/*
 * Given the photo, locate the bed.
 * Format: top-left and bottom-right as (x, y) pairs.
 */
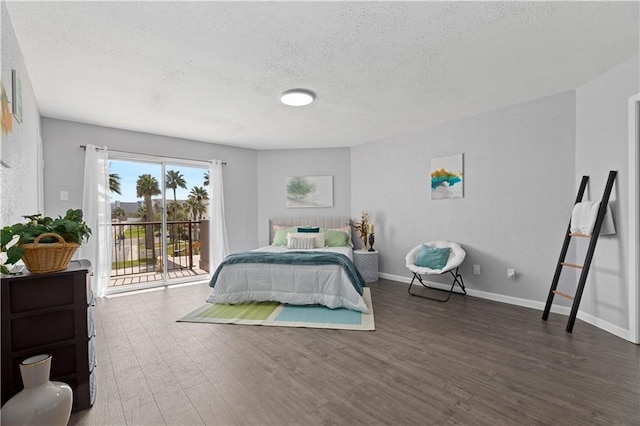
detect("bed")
(206, 217), (368, 312)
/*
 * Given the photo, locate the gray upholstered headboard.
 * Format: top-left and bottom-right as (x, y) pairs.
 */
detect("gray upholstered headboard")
(269, 216), (351, 243)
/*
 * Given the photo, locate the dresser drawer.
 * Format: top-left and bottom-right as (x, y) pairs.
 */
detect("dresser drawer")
(7, 344), (77, 396)
(11, 310), (76, 351)
(7, 275), (76, 313)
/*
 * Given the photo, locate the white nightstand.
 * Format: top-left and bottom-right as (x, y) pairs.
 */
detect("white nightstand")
(353, 250), (379, 282)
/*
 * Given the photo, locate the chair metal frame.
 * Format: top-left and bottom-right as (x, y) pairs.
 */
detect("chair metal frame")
(407, 267), (466, 302)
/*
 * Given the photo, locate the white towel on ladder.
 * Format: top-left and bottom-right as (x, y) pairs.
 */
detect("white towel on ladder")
(570, 201), (616, 236)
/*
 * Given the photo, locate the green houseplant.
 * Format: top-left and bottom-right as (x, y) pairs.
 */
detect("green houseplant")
(1, 209), (91, 274)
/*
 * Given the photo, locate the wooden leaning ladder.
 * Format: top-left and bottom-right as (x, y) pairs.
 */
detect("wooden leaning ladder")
(542, 170), (617, 333)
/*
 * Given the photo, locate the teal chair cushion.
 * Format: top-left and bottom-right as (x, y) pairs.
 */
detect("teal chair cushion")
(415, 244), (451, 270)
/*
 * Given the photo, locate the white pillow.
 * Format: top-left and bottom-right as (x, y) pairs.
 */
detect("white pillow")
(287, 232), (326, 249)
(287, 235), (316, 250)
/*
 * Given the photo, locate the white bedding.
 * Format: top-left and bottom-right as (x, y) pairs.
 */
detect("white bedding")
(206, 246), (368, 312)
(254, 245), (353, 260)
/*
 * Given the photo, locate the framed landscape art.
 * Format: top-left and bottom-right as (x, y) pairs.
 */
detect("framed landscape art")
(286, 176), (333, 208)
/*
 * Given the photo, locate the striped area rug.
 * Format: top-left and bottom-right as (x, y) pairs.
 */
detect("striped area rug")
(178, 288), (374, 331)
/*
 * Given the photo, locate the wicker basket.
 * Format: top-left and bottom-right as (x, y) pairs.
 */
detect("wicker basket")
(20, 233), (80, 274)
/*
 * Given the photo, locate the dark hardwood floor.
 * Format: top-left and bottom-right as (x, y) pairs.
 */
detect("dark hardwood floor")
(70, 278), (640, 425)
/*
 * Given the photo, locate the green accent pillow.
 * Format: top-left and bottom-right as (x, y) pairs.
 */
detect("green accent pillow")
(415, 245), (451, 270)
(324, 230), (350, 247)
(272, 227), (296, 246)
(297, 227), (320, 233)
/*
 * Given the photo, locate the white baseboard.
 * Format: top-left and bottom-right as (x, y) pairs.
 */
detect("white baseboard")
(574, 310), (634, 342)
(378, 272), (635, 343)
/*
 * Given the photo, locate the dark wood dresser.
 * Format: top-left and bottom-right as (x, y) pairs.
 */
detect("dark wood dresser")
(1, 259), (96, 412)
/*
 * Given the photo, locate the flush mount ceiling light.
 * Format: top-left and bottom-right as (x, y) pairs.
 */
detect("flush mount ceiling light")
(280, 89), (315, 106)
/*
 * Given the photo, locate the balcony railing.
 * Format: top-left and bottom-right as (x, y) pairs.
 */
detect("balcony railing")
(110, 220), (208, 287)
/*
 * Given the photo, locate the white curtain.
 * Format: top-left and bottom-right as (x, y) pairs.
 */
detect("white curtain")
(209, 159), (229, 271)
(78, 144), (112, 298)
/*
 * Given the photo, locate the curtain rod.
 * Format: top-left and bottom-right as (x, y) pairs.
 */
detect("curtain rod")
(79, 145), (227, 165)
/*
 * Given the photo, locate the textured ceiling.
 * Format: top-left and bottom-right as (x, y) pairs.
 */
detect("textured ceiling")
(5, 1), (639, 150)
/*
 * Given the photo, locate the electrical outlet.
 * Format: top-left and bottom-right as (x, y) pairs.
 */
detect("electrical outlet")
(507, 268), (516, 280)
(473, 264), (481, 275)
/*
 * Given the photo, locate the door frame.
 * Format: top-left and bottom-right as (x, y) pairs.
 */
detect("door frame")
(629, 93), (639, 344)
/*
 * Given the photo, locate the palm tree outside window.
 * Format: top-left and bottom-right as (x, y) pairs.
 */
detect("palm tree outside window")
(136, 174), (161, 262)
(165, 170), (187, 221)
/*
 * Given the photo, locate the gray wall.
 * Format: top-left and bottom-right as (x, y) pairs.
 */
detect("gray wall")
(350, 91), (577, 303)
(41, 118), (259, 253)
(575, 55), (639, 336)
(257, 148), (351, 246)
(0, 3), (41, 226)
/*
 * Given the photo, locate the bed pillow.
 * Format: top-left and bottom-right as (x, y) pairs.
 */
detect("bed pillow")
(415, 244), (451, 270)
(272, 226), (297, 246)
(324, 230), (350, 247)
(297, 227), (320, 233)
(324, 226), (353, 247)
(287, 232), (325, 248)
(287, 235), (317, 250)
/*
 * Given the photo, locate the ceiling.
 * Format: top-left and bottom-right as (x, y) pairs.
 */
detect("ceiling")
(5, 1), (639, 150)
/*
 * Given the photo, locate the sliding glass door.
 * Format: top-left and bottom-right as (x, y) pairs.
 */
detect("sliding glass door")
(107, 153), (210, 292)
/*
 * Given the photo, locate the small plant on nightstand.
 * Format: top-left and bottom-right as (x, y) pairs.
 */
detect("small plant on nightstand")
(352, 211), (370, 250)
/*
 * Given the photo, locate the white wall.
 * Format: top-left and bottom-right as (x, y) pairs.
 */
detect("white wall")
(40, 118), (260, 253)
(351, 91), (577, 303)
(0, 3), (41, 226)
(575, 55), (639, 340)
(257, 148), (351, 246)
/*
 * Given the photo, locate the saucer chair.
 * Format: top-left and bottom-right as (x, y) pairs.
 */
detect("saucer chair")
(405, 241), (467, 302)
